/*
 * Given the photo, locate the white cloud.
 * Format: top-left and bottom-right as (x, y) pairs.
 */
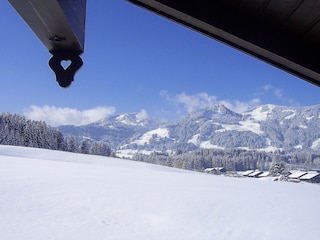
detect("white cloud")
(161, 91), (261, 114)
(220, 98), (261, 113)
(175, 92), (218, 112)
(161, 91), (217, 112)
(24, 105), (116, 126)
(260, 84), (273, 91)
(255, 84), (299, 106)
(257, 84), (284, 100)
(136, 109), (149, 121)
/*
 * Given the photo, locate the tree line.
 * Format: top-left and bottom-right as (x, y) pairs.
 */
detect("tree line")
(132, 148), (273, 172)
(132, 148), (320, 173)
(0, 113), (112, 157)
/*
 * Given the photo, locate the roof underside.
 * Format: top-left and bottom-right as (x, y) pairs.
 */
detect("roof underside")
(128, 0), (320, 87)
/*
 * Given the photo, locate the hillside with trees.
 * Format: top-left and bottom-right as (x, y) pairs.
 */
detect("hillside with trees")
(0, 113), (112, 157)
(132, 148), (320, 173)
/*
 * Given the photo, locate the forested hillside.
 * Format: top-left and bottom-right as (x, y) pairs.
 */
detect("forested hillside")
(0, 113), (66, 150)
(132, 148), (320, 172)
(0, 113), (112, 157)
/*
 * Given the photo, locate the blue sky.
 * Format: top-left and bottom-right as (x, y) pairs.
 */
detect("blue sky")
(1, 0), (319, 126)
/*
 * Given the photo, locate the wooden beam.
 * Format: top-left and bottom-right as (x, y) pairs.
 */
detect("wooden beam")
(8, 0), (86, 53)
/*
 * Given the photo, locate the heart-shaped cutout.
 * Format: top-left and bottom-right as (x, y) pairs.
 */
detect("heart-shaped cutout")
(61, 60), (72, 70)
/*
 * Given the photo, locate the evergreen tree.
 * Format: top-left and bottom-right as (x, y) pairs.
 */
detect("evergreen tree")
(99, 143), (111, 156)
(269, 155), (286, 176)
(80, 139), (89, 154)
(90, 142), (100, 155)
(67, 135), (78, 152)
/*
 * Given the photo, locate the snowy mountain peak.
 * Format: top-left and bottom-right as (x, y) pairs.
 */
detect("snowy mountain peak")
(244, 104), (276, 121)
(60, 104), (320, 154)
(187, 104), (241, 121)
(115, 113), (144, 126)
(93, 111), (158, 128)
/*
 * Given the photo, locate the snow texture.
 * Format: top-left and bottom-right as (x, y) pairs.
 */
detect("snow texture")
(245, 104), (275, 121)
(133, 128), (169, 145)
(311, 138), (320, 150)
(215, 120), (263, 135)
(1, 145), (320, 240)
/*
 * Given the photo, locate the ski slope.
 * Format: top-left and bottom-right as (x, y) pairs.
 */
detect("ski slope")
(0, 145), (319, 240)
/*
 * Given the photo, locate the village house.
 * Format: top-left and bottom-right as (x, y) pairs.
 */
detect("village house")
(204, 167), (226, 175)
(258, 171), (270, 178)
(299, 171), (320, 183)
(241, 170), (255, 177)
(248, 170), (263, 178)
(288, 171), (307, 181)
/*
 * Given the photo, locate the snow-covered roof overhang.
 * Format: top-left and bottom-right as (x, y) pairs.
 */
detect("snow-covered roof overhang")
(288, 171), (307, 179)
(300, 171), (320, 180)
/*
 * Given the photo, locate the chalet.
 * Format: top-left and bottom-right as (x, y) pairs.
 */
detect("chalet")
(241, 170), (255, 177)
(258, 171), (270, 178)
(204, 168), (214, 174)
(288, 171), (307, 180)
(248, 170), (263, 178)
(299, 172), (320, 183)
(204, 167), (226, 175)
(214, 167), (226, 174)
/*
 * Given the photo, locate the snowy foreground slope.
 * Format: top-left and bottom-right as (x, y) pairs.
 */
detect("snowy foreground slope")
(0, 145), (320, 240)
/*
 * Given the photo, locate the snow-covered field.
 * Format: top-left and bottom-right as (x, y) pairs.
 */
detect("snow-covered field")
(1, 145), (320, 240)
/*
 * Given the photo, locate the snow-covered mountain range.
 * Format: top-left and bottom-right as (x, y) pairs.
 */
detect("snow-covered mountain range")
(59, 104), (320, 157)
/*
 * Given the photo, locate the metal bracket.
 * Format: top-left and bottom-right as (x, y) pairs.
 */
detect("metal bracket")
(49, 50), (83, 88)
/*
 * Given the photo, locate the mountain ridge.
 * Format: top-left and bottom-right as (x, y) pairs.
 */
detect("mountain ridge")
(58, 104), (320, 157)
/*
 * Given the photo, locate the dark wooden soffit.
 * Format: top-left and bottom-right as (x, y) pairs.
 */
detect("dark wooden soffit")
(8, 0), (86, 53)
(128, 0), (320, 87)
